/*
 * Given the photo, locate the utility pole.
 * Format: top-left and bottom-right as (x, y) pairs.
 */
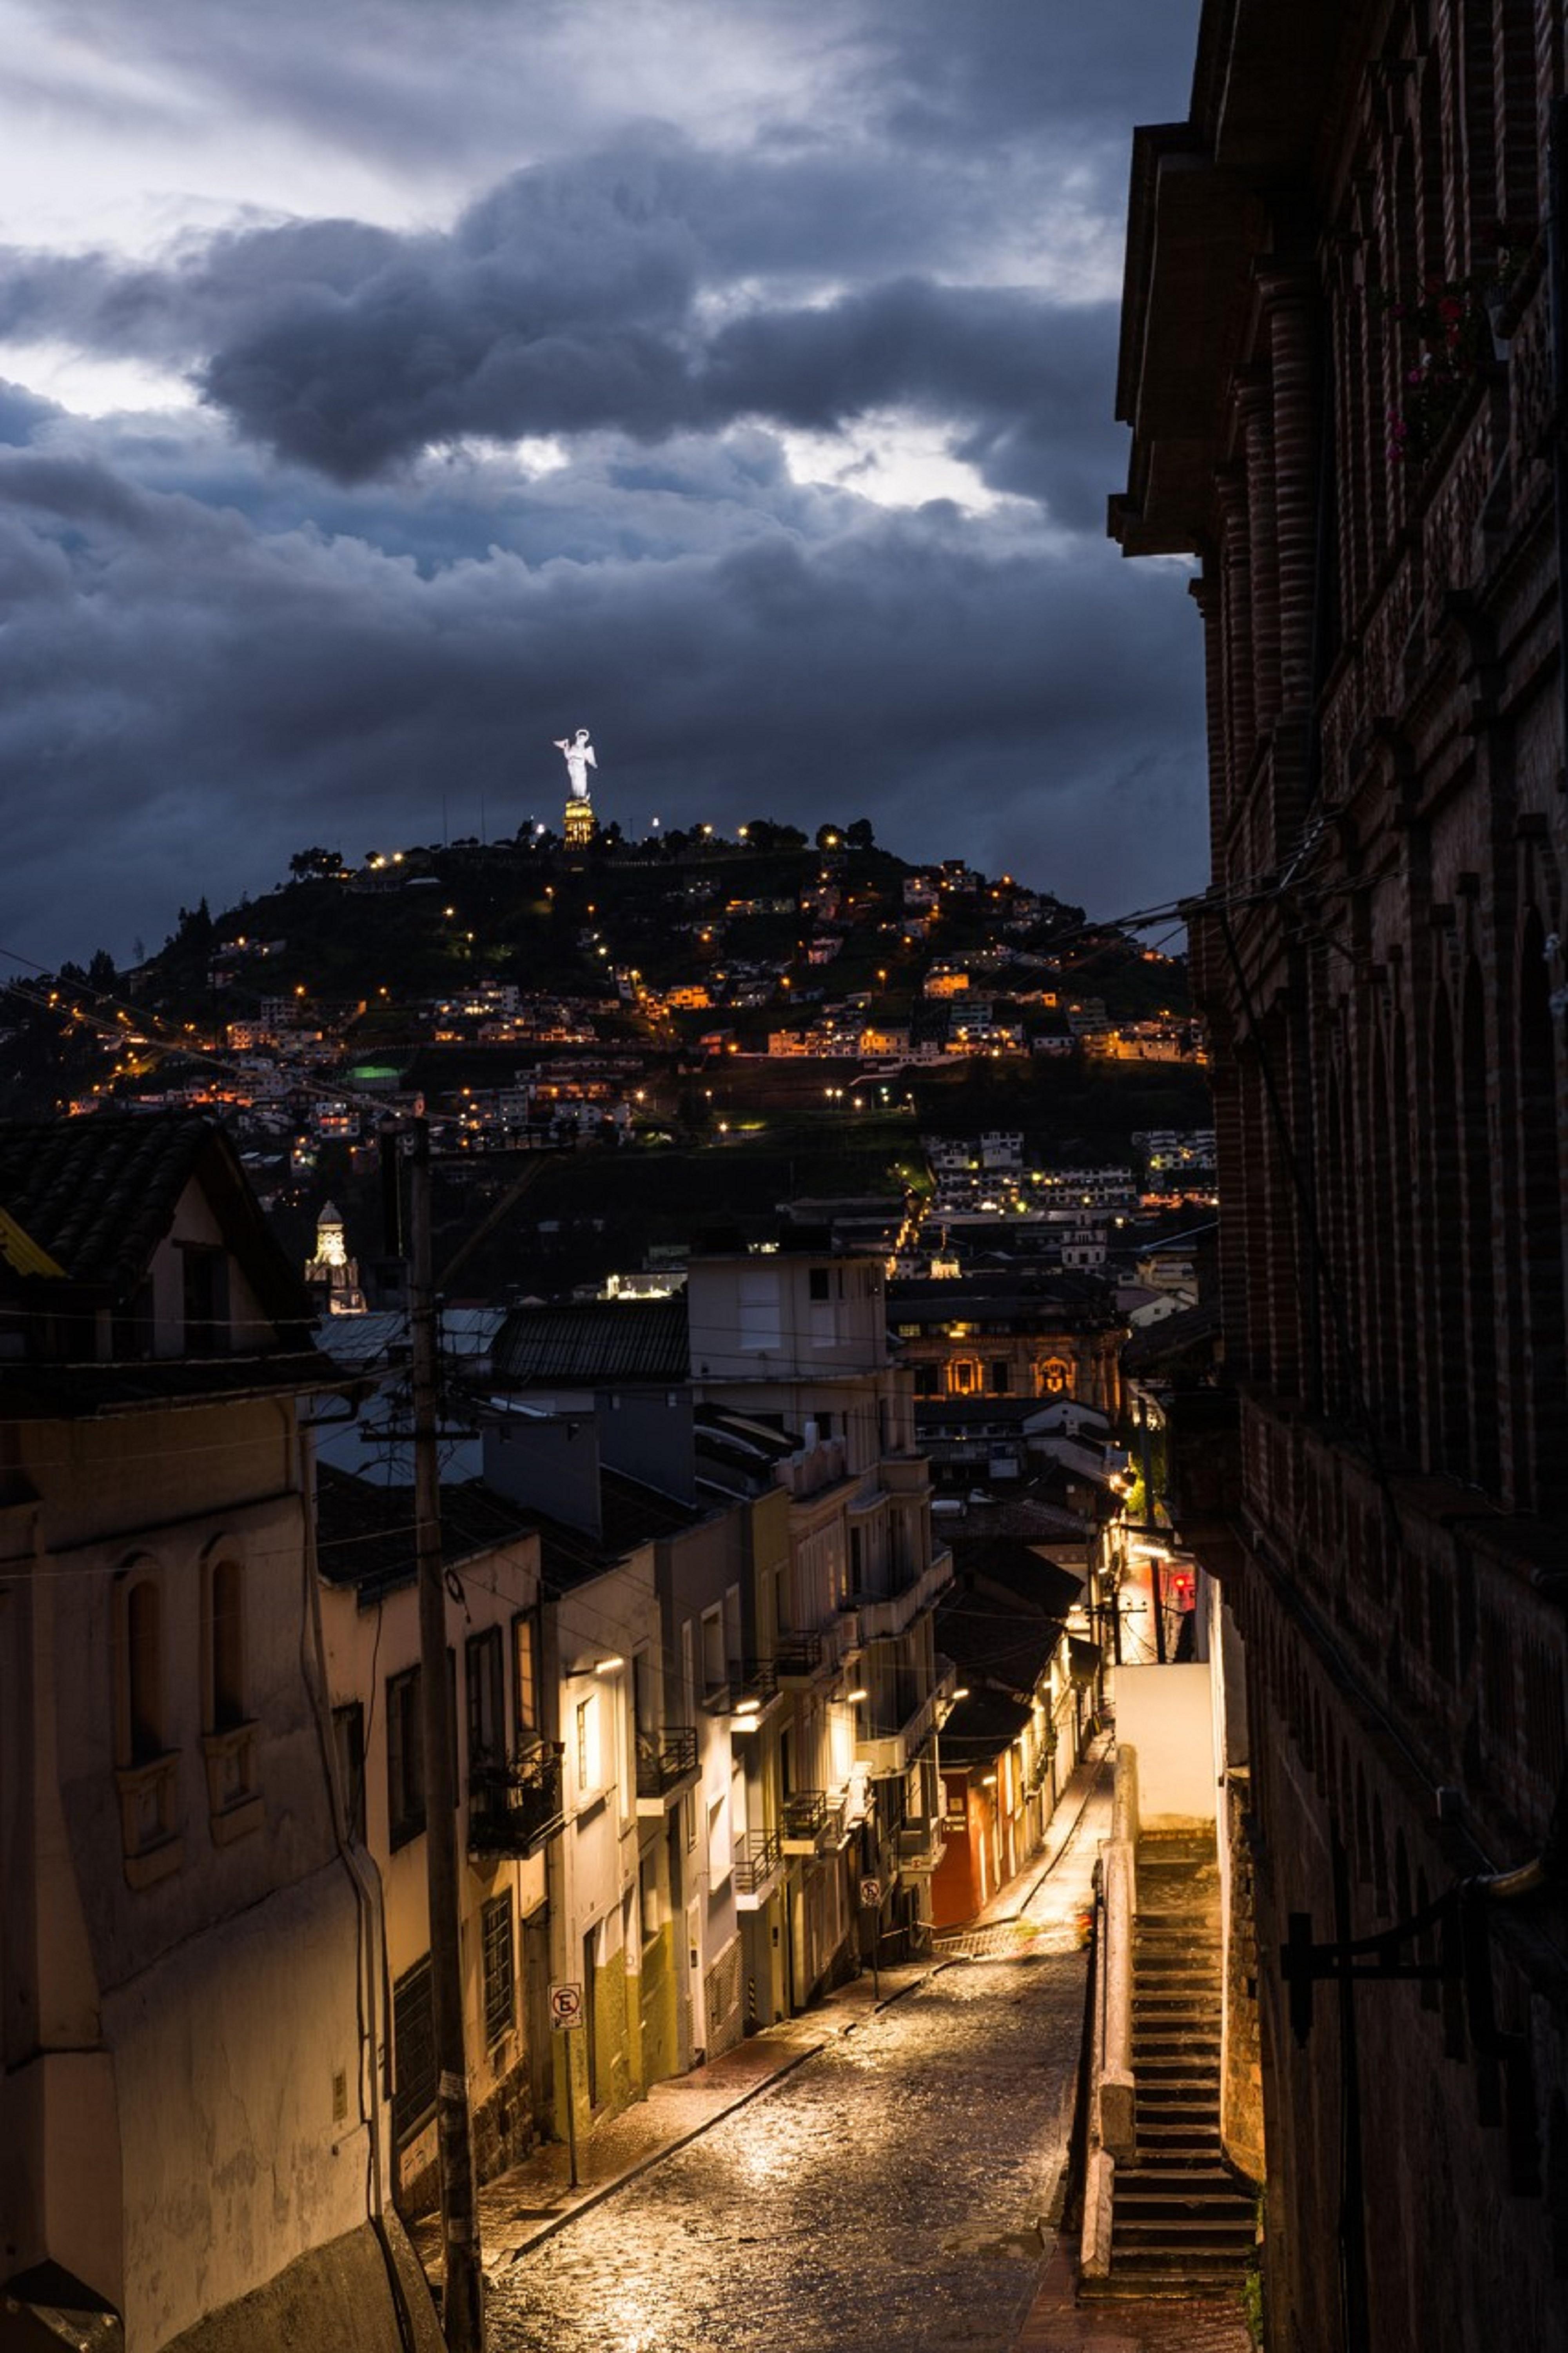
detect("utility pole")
(410, 1119), (485, 2351)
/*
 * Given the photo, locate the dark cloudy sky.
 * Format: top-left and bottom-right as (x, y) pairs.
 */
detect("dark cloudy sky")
(0, 0), (1204, 969)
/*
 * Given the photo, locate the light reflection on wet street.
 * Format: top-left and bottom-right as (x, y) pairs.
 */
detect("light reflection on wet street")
(489, 1778), (1107, 2353)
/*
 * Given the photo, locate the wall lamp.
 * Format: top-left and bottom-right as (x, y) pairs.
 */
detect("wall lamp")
(568, 1654), (625, 1676)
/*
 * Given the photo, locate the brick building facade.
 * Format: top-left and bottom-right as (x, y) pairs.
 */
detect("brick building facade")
(1116, 6), (1568, 2348)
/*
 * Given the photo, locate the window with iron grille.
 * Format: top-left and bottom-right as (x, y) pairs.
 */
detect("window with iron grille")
(391, 1955), (436, 2139)
(481, 1894), (515, 2048)
(466, 1626), (505, 1774)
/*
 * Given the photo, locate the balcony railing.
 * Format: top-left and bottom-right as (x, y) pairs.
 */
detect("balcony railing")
(704, 1658), (780, 1714)
(636, 1725), (699, 1807)
(857, 1658), (958, 1779)
(782, 1789), (828, 1845)
(468, 1741), (565, 1858)
(773, 1629), (824, 1680)
(780, 1789), (848, 1855)
(734, 1826), (783, 1898)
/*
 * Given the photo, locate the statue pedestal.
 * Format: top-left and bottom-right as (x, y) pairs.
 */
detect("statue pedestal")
(564, 798), (595, 848)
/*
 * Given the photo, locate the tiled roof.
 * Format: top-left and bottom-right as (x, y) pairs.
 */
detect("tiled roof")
(936, 1587), (1063, 1683)
(0, 1116), (212, 1294)
(314, 1463), (538, 1599)
(938, 1688), (1031, 1759)
(949, 1533), (1085, 1620)
(493, 1297), (690, 1386)
(0, 1114), (312, 1323)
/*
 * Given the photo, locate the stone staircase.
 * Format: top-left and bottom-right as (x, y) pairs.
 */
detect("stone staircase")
(1093, 1832), (1256, 2297)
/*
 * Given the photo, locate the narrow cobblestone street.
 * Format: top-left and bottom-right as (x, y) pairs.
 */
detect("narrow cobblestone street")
(485, 1775), (1109, 2353)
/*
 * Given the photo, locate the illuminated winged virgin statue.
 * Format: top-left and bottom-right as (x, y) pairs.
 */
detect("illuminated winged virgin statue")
(554, 728), (597, 800)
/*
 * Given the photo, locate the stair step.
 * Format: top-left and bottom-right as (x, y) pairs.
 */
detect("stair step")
(1117, 2188), (1254, 2218)
(1101, 2255), (1254, 2285)
(1114, 2222), (1256, 2250)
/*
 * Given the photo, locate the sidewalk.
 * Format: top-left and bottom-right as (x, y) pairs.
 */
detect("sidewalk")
(409, 1952), (938, 2284)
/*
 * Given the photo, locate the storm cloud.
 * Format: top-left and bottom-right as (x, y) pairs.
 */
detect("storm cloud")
(0, 0), (1207, 969)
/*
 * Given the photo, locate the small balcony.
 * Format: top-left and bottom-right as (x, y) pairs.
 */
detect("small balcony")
(780, 1789), (848, 1856)
(734, 1826), (784, 1908)
(704, 1658), (782, 1721)
(636, 1725), (700, 1814)
(468, 1741), (565, 1859)
(855, 1546), (954, 1640)
(857, 1658), (958, 1779)
(896, 1814), (947, 1874)
(772, 1629), (824, 1681)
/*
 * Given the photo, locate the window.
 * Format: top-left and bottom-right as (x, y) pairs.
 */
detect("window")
(466, 1627), (505, 1773)
(392, 1955), (436, 2139)
(387, 1667), (425, 1848)
(126, 1578), (163, 1762)
(513, 1610), (540, 1741)
(207, 1557), (246, 1731)
(575, 1692), (601, 1796)
(988, 1361), (1009, 1395)
(481, 1893), (515, 2047)
(951, 1359), (979, 1395)
(332, 1701), (367, 1842)
(181, 1246), (230, 1354)
(633, 1648), (656, 1741)
(114, 1565), (182, 1876)
(736, 1266), (781, 1351)
(913, 1364), (938, 1398)
(808, 1267), (830, 1300)
(708, 1791), (731, 1881)
(701, 1605), (726, 1698)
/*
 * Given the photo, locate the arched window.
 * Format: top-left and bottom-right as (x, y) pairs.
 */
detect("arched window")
(126, 1578), (163, 1763)
(209, 1558), (245, 1732)
(114, 1561), (182, 1879)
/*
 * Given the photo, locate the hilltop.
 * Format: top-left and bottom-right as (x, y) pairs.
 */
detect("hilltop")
(1, 818), (1209, 1291)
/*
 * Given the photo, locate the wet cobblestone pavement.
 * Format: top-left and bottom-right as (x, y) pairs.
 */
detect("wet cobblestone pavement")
(488, 1949), (1088, 2353)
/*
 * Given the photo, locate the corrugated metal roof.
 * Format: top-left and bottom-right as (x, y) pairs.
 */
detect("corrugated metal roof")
(494, 1297), (690, 1385)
